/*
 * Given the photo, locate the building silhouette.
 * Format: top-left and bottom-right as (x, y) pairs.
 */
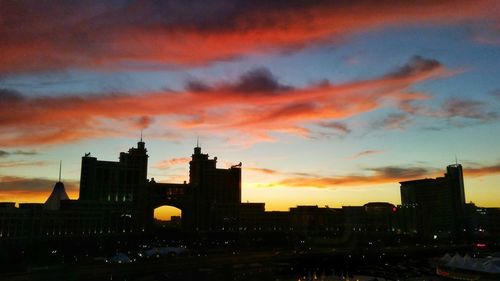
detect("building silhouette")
(399, 164), (466, 238)
(77, 140), (242, 232)
(183, 145), (241, 231)
(80, 140), (148, 204)
(0, 140), (243, 241)
(1, 141), (499, 245)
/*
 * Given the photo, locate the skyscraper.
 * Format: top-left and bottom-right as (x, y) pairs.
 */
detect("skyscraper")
(445, 164), (466, 232)
(399, 164), (466, 238)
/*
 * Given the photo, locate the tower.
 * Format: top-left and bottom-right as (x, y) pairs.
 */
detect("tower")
(184, 144), (241, 231)
(399, 163), (467, 238)
(119, 139), (149, 203)
(44, 161), (70, 210)
(446, 164), (466, 233)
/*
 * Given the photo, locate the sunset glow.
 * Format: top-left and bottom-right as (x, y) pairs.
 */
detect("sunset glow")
(1, 1), (499, 221)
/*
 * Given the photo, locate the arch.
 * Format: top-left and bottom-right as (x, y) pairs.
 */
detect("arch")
(154, 205), (182, 221)
(149, 182), (185, 210)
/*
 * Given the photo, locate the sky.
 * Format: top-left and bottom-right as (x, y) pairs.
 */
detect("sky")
(0, 0), (499, 220)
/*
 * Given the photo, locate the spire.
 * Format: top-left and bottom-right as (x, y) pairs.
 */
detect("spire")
(137, 129), (146, 150)
(58, 160), (62, 182)
(194, 136), (201, 155)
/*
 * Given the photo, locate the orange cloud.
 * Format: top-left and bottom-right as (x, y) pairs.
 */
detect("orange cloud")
(153, 157), (191, 169)
(244, 167), (279, 175)
(0, 161), (46, 168)
(268, 167), (439, 188)
(0, 1), (497, 73)
(464, 164), (500, 177)
(263, 163), (500, 189)
(0, 176), (79, 203)
(0, 56), (452, 146)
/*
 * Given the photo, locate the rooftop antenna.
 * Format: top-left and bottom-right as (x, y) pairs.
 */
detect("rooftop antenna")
(455, 155), (458, 165)
(140, 129), (143, 142)
(58, 160), (62, 182)
(196, 136), (200, 148)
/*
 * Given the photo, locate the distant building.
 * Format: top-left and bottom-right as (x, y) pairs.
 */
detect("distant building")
(183, 145), (241, 231)
(2, 145), (498, 246)
(399, 164), (466, 238)
(239, 203), (266, 231)
(79, 140), (148, 203)
(467, 204), (500, 242)
(290, 205), (343, 234)
(44, 181), (69, 210)
(0, 140), (243, 242)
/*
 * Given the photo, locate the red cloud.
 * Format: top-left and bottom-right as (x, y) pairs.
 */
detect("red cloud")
(0, 1), (497, 73)
(0, 56), (451, 146)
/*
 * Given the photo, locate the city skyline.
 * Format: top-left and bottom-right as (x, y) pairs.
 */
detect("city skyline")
(1, 1), (500, 220)
(0, 139), (476, 236)
(0, 139), (497, 220)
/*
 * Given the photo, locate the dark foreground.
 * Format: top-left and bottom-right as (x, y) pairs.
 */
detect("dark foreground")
(1, 244), (474, 281)
(2, 229), (497, 281)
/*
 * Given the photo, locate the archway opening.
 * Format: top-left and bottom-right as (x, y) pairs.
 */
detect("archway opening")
(154, 206), (181, 222)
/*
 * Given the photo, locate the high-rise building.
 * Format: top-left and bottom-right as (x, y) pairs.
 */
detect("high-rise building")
(78, 140), (150, 232)
(183, 145), (241, 231)
(446, 164), (466, 232)
(399, 164), (466, 238)
(79, 140), (148, 203)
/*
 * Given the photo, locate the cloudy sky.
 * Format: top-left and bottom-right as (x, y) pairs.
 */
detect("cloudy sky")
(0, 0), (499, 219)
